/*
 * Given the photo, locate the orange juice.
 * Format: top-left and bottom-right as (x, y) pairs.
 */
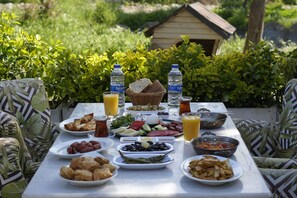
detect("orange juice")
(182, 116), (200, 142)
(103, 92), (119, 116)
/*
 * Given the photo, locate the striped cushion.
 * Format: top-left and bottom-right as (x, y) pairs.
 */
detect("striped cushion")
(0, 138), (27, 198)
(281, 79), (297, 149)
(259, 168), (297, 198)
(0, 79), (58, 163)
(236, 119), (276, 157)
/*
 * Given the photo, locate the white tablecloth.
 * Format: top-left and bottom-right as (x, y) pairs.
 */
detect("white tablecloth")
(22, 102), (272, 198)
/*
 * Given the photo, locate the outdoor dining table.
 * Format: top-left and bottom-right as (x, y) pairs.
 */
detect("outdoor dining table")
(22, 102), (272, 198)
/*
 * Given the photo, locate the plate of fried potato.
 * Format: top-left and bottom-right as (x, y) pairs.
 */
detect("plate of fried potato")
(180, 155), (243, 186)
(59, 113), (96, 136)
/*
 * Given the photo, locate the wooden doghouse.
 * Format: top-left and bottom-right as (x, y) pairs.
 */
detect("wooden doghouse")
(144, 2), (236, 56)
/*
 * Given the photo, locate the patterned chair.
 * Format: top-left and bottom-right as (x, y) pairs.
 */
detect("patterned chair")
(236, 78), (297, 198)
(0, 79), (59, 198)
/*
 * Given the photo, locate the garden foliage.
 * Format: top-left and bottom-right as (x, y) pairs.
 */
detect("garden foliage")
(1, 12), (296, 108)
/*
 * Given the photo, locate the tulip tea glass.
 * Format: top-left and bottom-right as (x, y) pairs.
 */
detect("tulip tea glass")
(103, 92), (119, 119)
(182, 115), (200, 143)
(179, 96), (192, 115)
(94, 116), (109, 137)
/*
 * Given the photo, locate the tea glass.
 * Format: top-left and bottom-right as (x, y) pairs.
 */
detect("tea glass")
(179, 96), (192, 115)
(103, 92), (119, 119)
(182, 114), (200, 143)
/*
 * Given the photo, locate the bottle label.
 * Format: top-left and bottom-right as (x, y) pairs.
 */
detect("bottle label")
(111, 84), (124, 93)
(168, 84), (182, 92)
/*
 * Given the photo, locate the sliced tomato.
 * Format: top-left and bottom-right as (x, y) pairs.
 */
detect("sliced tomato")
(128, 120), (145, 131)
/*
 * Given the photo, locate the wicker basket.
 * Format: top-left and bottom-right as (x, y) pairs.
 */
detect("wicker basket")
(126, 88), (166, 106)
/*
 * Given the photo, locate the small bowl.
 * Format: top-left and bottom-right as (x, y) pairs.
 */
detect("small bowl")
(191, 136), (239, 158)
(182, 112), (227, 129)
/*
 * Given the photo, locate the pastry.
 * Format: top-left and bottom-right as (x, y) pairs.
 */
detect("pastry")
(93, 167), (112, 180)
(74, 169), (93, 181)
(60, 166), (74, 180)
(94, 157), (110, 165)
(79, 160), (100, 171)
(102, 163), (117, 173)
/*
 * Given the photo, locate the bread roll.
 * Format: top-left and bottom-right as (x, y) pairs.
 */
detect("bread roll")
(144, 80), (164, 93)
(129, 78), (152, 93)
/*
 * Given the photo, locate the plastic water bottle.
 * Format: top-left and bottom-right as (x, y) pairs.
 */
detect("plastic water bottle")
(168, 64), (182, 115)
(110, 64), (125, 108)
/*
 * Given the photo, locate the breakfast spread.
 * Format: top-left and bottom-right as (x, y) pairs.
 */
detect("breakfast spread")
(64, 113), (95, 131)
(56, 101), (242, 187)
(60, 156), (116, 181)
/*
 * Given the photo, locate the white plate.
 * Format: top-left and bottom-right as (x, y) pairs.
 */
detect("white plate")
(59, 117), (95, 136)
(117, 142), (174, 154)
(49, 138), (114, 159)
(120, 136), (175, 144)
(125, 105), (167, 115)
(180, 155), (243, 186)
(59, 153), (118, 187)
(113, 153), (173, 169)
(60, 170), (118, 186)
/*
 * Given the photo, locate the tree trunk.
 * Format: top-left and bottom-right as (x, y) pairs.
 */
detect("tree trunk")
(244, 0), (266, 52)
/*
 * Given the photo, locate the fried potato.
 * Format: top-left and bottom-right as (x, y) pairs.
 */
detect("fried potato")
(188, 155), (233, 180)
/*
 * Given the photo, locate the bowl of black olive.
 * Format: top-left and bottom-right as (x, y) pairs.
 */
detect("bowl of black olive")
(117, 141), (174, 154)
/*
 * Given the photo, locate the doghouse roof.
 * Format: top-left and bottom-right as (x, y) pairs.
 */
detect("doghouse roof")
(145, 2), (236, 39)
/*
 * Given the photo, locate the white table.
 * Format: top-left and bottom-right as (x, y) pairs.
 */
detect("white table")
(22, 102), (272, 198)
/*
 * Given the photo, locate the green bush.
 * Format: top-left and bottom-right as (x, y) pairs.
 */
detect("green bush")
(121, 0), (190, 4)
(1, 12), (297, 108)
(282, 0), (296, 5)
(116, 7), (177, 31)
(215, 0), (251, 32)
(93, 0), (118, 26)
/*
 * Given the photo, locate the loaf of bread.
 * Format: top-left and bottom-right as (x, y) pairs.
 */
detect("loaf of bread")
(145, 80), (164, 93)
(129, 78), (152, 93)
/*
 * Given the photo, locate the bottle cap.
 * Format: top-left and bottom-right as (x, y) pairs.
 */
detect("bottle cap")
(172, 64), (179, 68)
(114, 64), (121, 68)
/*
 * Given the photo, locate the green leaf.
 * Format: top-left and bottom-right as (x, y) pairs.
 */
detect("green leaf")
(32, 90), (48, 112)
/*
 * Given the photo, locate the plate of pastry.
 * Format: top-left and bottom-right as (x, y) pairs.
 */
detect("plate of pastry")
(49, 138), (114, 159)
(59, 113), (96, 136)
(59, 154), (118, 186)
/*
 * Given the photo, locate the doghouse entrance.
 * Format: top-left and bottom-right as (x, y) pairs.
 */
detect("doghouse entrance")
(176, 39), (216, 56)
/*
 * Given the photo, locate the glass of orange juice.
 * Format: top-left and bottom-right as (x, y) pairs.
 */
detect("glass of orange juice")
(103, 92), (119, 118)
(182, 115), (200, 143)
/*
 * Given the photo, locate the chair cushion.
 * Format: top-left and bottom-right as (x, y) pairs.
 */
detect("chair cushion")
(281, 79), (297, 150)
(0, 79), (58, 162)
(259, 168), (297, 198)
(0, 138), (28, 198)
(235, 119), (277, 157)
(253, 156), (297, 169)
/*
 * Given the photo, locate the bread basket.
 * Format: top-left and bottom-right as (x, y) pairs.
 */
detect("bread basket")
(126, 88), (166, 106)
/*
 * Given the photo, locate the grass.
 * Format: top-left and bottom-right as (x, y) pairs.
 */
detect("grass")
(265, 2), (297, 28)
(20, 0), (151, 54)
(9, 0), (297, 55)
